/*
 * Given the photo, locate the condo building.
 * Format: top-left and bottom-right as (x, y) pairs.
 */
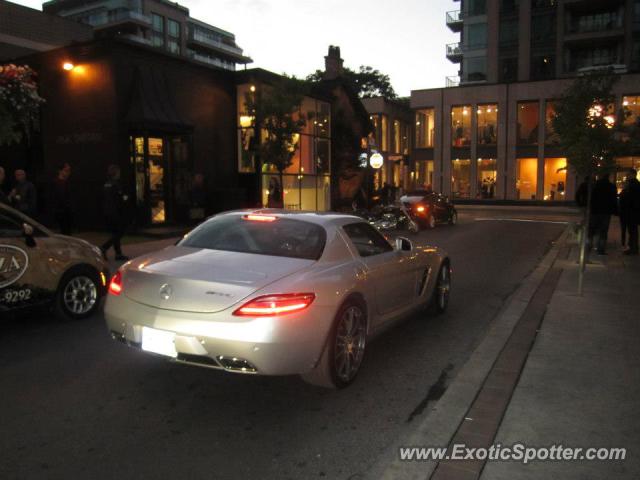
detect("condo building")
(408, 0), (640, 202)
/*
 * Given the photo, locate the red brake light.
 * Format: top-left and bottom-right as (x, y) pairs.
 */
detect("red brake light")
(233, 293), (315, 316)
(108, 271), (123, 296)
(244, 214), (277, 222)
(416, 205), (426, 213)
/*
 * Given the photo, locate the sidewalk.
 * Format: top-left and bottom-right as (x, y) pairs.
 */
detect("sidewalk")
(370, 223), (640, 480)
(480, 224), (640, 479)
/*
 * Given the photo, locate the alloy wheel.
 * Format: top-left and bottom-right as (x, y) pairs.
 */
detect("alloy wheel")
(334, 305), (366, 383)
(63, 275), (98, 315)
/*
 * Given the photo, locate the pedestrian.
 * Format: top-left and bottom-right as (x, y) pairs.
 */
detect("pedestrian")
(8, 169), (37, 217)
(100, 165), (129, 261)
(52, 162), (73, 235)
(588, 173), (618, 256)
(620, 168), (640, 256)
(189, 173), (207, 222)
(0, 166), (8, 205)
(575, 175), (591, 208)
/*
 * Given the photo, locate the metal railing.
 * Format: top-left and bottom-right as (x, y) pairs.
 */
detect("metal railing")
(446, 10), (463, 25)
(189, 30), (244, 56)
(446, 76), (460, 87)
(446, 42), (463, 57)
(86, 10), (151, 28)
(187, 51), (236, 71)
(120, 33), (152, 46)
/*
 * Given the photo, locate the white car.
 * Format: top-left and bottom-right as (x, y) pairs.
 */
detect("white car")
(105, 210), (451, 388)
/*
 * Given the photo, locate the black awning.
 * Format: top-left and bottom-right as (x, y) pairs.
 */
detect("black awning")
(124, 66), (193, 133)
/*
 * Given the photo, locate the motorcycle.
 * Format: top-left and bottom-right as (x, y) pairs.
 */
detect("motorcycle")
(354, 203), (420, 234)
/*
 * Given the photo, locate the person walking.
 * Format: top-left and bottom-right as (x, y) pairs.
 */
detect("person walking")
(620, 169), (640, 256)
(100, 165), (129, 261)
(52, 163), (73, 235)
(0, 167), (8, 205)
(588, 173), (618, 256)
(267, 177), (283, 208)
(8, 169), (37, 217)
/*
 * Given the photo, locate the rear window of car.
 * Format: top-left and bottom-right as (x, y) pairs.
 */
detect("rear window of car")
(178, 215), (326, 260)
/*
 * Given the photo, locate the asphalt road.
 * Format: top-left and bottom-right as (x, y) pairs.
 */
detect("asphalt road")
(0, 208), (575, 480)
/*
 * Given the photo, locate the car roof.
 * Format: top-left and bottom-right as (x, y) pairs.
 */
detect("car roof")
(0, 202), (52, 234)
(217, 209), (365, 227)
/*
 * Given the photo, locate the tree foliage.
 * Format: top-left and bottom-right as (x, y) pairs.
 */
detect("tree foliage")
(307, 65), (397, 99)
(0, 64), (45, 145)
(551, 72), (621, 178)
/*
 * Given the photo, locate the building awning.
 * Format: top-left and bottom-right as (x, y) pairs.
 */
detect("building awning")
(124, 66), (193, 132)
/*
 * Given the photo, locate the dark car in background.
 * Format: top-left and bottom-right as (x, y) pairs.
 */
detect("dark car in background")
(400, 191), (458, 230)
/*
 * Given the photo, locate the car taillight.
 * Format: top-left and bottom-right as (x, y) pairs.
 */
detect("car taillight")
(233, 293), (315, 316)
(416, 205), (427, 213)
(108, 271), (123, 296)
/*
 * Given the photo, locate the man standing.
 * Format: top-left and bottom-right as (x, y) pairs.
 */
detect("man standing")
(52, 163), (73, 235)
(100, 165), (129, 261)
(588, 173), (618, 256)
(0, 167), (8, 204)
(620, 169), (640, 256)
(8, 169), (37, 217)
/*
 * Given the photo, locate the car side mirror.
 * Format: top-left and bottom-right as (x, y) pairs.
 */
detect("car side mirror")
(395, 237), (413, 252)
(23, 223), (36, 248)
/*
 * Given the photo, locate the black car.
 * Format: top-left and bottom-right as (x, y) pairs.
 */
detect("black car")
(400, 191), (458, 229)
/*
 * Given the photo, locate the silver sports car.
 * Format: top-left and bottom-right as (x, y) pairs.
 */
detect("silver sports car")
(105, 210), (451, 388)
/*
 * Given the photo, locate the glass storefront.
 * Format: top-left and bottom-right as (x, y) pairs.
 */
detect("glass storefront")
(477, 158), (497, 199)
(517, 101), (540, 145)
(543, 158), (567, 201)
(129, 134), (191, 225)
(452, 106), (472, 146)
(516, 158), (538, 200)
(545, 101), (559, 144)
(415, 160), (434, 190)
(622, 96), (640, 128)
(452, 158), (471, 199)
(615, 157), (640, 193)
(416, 108), (435, 148)
(237, 84), (332, 211)
(477, 104), (498, 145)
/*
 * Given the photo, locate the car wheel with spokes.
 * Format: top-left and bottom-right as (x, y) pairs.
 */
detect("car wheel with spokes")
(302, 298), (367, 389)
(55, 266), (102, 320)
(429, 262), (451, 314)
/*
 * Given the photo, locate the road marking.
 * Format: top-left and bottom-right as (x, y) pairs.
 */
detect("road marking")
(474, 217), (569, 225)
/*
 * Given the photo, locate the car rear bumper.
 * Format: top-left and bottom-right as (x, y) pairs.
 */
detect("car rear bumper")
(104, 294), (334, 376)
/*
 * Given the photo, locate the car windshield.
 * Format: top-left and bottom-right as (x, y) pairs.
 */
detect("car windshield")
(178, 215), (326, 260)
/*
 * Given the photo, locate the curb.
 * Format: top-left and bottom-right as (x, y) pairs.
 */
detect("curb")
(365, 225), (571, 480)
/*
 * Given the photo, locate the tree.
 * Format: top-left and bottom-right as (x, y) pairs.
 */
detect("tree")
(551, 71), (621, 294)
(307, 65), (397, 100)
(0, 64), (45, 145)
(244, 77), (307, 207)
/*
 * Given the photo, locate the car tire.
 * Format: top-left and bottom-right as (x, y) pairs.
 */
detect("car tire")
(54, 265), (102, 321)
(301, 298), (367, 389)
(429, 262), (451, 315)
(408, 219), (420, 234)
(448, 211), (458, 225)
(427, 214), (436, 229)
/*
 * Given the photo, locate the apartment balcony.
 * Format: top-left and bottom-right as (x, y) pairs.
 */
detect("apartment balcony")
(446, 10), (463, 32)
(86, 10), (152, 30)
(187, 29), (249, 63)
(187, 50), (235, 71)
(446, 42), (463, 63)
(446, 76), (460, 87)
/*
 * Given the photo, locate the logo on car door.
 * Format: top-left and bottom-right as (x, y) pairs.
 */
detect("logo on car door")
(0, 245), (29, 288)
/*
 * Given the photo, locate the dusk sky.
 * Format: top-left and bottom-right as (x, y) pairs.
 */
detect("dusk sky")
(13, 0), (459, 96)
